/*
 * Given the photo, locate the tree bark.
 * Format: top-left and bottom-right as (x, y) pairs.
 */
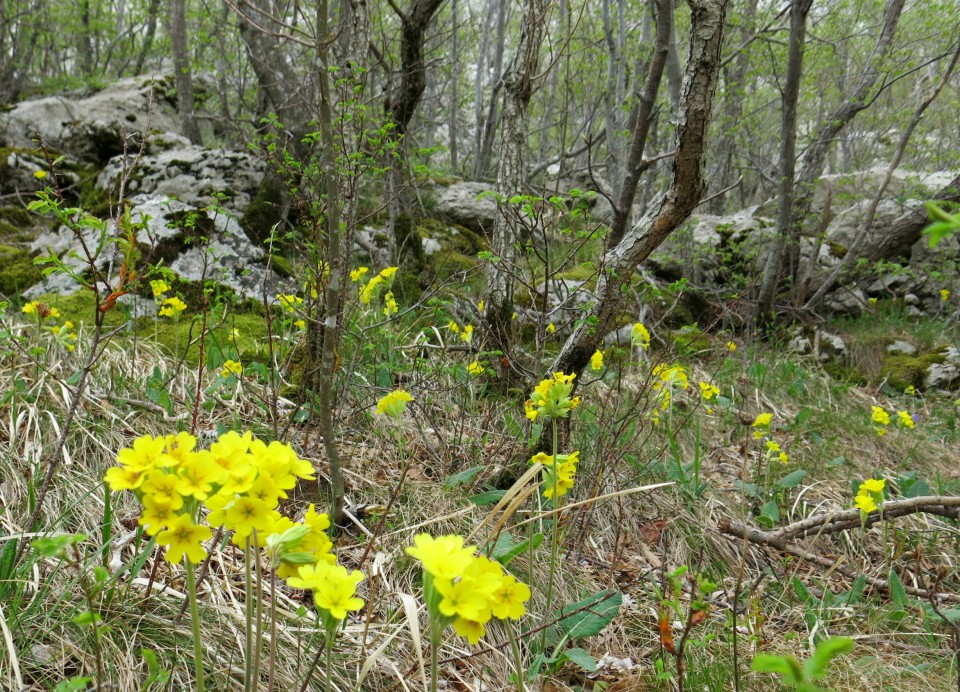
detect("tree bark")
(483, 0), (548, 353)
(171, 0), (201, 144)
(551, 0), (728, 379)
(755, 0), (812, 320)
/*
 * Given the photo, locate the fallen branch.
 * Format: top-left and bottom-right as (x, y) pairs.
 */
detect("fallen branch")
(718, 495), (960, 603)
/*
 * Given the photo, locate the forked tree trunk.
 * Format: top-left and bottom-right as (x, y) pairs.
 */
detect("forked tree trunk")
(483, 0), (548, 352)
(551, 0), (728, 380)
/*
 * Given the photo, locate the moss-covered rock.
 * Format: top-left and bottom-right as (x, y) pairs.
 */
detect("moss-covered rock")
(241, 174), (287, 246)
(0, 244), (43, 295)
(881, 351), (947, 391)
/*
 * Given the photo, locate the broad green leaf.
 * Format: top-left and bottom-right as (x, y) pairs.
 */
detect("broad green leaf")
(888, 568), (909, 607)
(556, 589), (621, 640)
(804, 636), (854, 680)
(495, 533), (544, 567)
(563, 647), (597, 672)
(792, 576), (813, 604)
(776, 469), (808, 490)
(444, 465), (484, 489)
(750, 654), (803, 683)
(469, 490), (507, 506)
(32, 534), (86, 558)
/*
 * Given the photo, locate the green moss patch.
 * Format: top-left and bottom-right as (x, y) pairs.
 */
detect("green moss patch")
(881, 351), (947, 391)
(0, 244), (43, 295)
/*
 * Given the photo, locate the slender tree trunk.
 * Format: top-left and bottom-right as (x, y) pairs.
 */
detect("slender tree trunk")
(171, 0), (201, 143)
(450, 0), (460, 171)
(79, 0), (94, 77)
(474, 0), (507, 178)
(134, 0), (162, 74)
(755, 0), (812, 320)
(483, 0), (549, 353)
(551, 0), (728, 380)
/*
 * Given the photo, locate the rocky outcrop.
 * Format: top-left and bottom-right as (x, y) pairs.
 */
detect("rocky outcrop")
(96, 133), (266, 216)
(0, 75), (183, 164)
(431, 181), (498, 234)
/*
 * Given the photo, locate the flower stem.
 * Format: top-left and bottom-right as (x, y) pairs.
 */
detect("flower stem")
(268, 569), (277, 692)
(185, 560), (206, 692)
(253, 531), (263, 687)
(324, 633), (333, 692)
(430, 620), (441, 692)
(244, 540), (253, 692)
(542, 419), (561, 650)
(507, 624), (525, 692)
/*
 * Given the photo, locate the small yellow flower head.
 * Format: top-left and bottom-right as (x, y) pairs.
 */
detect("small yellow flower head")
(896, 410), (915, 429)
(698, 382), (720, 401)
(477, 300), (485, 313)
(453, 617), (486, 645)
(359, 275), (383, 304)
(33, 169), (47, 180)
(379, 266), (399, 279)
(150, 279), (170, 299)
(525, 372), (581, 422)
(383, 291), (399, 316)
(590, 350), (604, 371)
(765, 440), (780, 453)
(726, 341), (737, 352)
(546, 322), (556, 334)
(22, 301), (58, 320)
(159, 296), (187, 318)
(276, 294), (302, 314)
(222, 360), (243, 378)
(21, 301), (38, 314)
(533, 451), (579, 499)
(350, 267), (369, 282)
(941, 288), (951, 303)
(376, 389), (414, 418)
(778, 451), (789, 464)
(448, 321), (460, 333)
(631, 322), (651, 351)
(460, 324), (474, 344)
(871, 406), (890, 426)
(490, 574), (531, 620)
(307, 563), (365, 621)
(156, 514), (212, 564)
(859, 478), (886, 494)
(904, 385), (916, 396)
(854, 493), (877, 513)
(467, 361), (484, 376)
(294, 319), (306, 330)
(406, 534), (477, 581)
(752, 412), (773, 439)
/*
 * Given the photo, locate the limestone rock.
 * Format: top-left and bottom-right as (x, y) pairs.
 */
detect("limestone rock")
(431, 182), (498, 234)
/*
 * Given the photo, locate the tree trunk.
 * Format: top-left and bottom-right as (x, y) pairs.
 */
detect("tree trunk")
(755, 0), (812, 320)
(474, 0), (508, 179)
(551, 0), (728, 380)
(482, 0), (548, 353)
(134, 0), (162, 74)
(449, 0), (460, 171)
(171, 0), (201, 144)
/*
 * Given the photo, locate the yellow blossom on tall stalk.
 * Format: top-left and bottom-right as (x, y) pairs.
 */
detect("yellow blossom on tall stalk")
(383, 291), (399, 316)
(350, 267), (369, 282)
(590, 350), (604, 371)
(461, 324), (474, 344)
(530, 451), (579, 499)
(159, 296), (186, 317)
(376, 389), (414, 418)
(221, 360), (243, 378)
(156, 514), (212, 564)
(941, 288), (951, 303)
(855, 477), (886, 514)
(726, 340), (737, 352)
(631, 322), (651, 350)
(896, 410), (915, 429)
(871, 405), (890, 436)
(276, 293), (302, 314)
(150, 279), (170, 299)
(752, 412), (773, 439)
(33, 169), (47, 180)
(467, 360), (484, 376)
(448, 321), (460, 333)
(546, 322), (556, 334)
(525, 371), (581, 422)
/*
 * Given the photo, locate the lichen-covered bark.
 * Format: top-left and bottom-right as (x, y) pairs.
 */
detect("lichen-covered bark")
(551, 0), (728, 379)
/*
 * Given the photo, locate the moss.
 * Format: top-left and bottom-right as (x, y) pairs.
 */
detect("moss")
(416, 218), (485, 256)
(241, 175), (286, 246)
(395, 212), (427, 302)
(826, 240), (847, 259)
(267, 254), (295, 279)
(881, 351), (947, 391)
(0, 245), (43, 295)
(0, 205), (34, 228)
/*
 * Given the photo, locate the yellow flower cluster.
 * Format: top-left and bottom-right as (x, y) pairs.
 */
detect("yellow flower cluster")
(631, 322), (651, 351)
(50, 321), (79, 352)
(590, 350), (604, 371)
(530, 451), (579, 499)
(22, 301), (78, 350)
(159, 296), (187, 318)
(650, 364), (688, 424)
(376, 389), (413, 418)
(854, 477), (885, 513)
(467, 361), (484, 376)
(942, 288), (951, 303)
(276, 293), (303, 314)
(22, 300), (60, 320)
(358, 266), (398, 306)
(221, 360), (243, 378)
(871, 405), (914, 436)
(105, 431), (320, 567)
(407, 534), (531, 644)
(751, 413), (788, 462)
(524, 372), (581, 422)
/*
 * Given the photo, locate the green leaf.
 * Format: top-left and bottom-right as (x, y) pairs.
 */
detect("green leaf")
(563, 647), (598, 672)
(444, 465), (484, 489)
(803, 636), (854, 680)
(888, 568), (909, 607)
(72, 611), (102, 626)
(751, 654), (803, 683)
(468, 490), (506, 506)
(31, 534), (86, 558)
(776, 469), (808, 490)
(53, 677), (93, 691)
(794, 407), (812, 426)
(792, 576), (813, 604)
(556, 589), (621, 640)
(759, 500), (780, 527)
(493, 533), (544, 567)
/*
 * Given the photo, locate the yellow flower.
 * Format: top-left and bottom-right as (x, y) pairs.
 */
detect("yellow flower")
(359, 275), (384, 304)
(383, 291), (398, 316)
(138, 496), (178, 536)
(350, 267), (369, 282)
(176, 452), (226, 500)
(140, 471), (186, 509)
(752, 412), (773, 439)
(294, 319), (306, 330)
(631, 323), (651, 350)
(376, 390), (413, 418)
(868, 297), (878, 305)
(222, 360), (243, 378)
(875, 427), (887, 437)
(854, 493), (877, 513)
(435, 574), (497, 622)
(871, 406), (890, 426)
(467, 361), (484, 376)
(896, 411), (915, 429)
(311, 564), (365, 620)
(904, 385), (916, 396)
(941, 289), (951, 303)
(726, 341), (737, 352)
(406, 534), (476, 581)
(859, 478), (886, 494)
(276, 294), (302, 314)
(546, 322), (556, 334)
(448, 321), (460, 333)
(590, 350), (604, 371)
(224, 496), (275, 540)
(698, 382), (720, 400)
(765, 440), (781, 453)
(525, 372), (581, 422)
(490, 574), (531, 620)
(156, 514), (211, 564)
(150, 279), (170, 299)
(21, 301), (38, 315)
(453, 617), (485, 645)
(461, 324), (474, 344)
(104, 465), (145, 492)
(778, 451), (789, 463)
(477, 300), (485, 313)
(115, 434), (171, 472)
(379, 266), (399, 279)
(158, 296), (186, 317)
(33, 169), (47, 180)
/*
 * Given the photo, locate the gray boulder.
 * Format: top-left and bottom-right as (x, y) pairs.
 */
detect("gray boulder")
(96, 133), (266, 216)
(431, 182), (498, 234)
(0, 75), (182, 164)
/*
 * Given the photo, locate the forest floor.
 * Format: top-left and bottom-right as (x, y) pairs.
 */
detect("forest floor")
(1, 270), (959, 691)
